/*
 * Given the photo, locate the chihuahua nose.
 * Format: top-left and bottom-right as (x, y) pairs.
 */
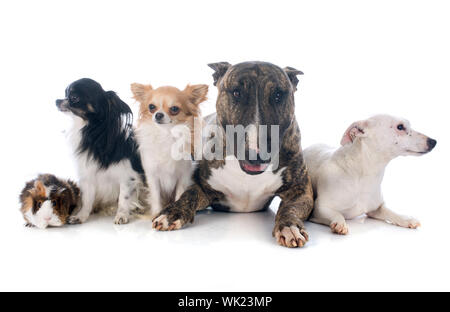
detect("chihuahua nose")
(155, 112), (164, 121)
(427, 138), (437, 151)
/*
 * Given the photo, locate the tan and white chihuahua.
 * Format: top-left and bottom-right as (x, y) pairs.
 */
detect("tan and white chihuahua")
(131, 83), (208, 218)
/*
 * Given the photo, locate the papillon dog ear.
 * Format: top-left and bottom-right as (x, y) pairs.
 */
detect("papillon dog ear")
(183, 84), (208, 106)
(131, 83), (153, 103)
(340, 120), (369, 146)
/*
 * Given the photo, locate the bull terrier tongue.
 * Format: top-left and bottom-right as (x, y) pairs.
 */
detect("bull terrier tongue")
(243, 162), (269, 172)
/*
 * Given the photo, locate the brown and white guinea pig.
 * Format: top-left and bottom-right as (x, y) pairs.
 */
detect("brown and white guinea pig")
(19, 174), (80, 229)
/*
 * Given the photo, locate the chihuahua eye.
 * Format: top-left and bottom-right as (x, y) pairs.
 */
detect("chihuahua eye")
(232, 89), (241, 99)
(397, 124), (405, 131)
(169, 106), (180, 115)
(149, 104), (156, 112)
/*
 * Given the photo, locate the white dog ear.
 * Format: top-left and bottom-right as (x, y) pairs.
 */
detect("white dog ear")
(340, 120), (368, 146)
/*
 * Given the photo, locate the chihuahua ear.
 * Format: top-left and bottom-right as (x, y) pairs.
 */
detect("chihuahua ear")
(341, 120), (368, 146)
(130, 83), (153, 102)
(283, 67), (304, 91)
(184, 84), (209, 106)
(208, 62), (231, 86)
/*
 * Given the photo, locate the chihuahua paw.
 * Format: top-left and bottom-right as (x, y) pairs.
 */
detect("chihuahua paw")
(274, 225), (309, 248)
(330, 221), (349, 235)
(152, 215), (183, 231)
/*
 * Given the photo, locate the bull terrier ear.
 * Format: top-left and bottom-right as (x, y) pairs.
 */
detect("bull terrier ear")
(130, 83), (153, 102)
(208, 62), (232, 86)
(340, 120), (368, 146)
(283, 67), (304, 91)
(183, 84), (209, 106)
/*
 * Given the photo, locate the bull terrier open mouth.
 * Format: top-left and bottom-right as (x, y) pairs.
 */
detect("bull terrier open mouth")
(152, 61), (314, 248)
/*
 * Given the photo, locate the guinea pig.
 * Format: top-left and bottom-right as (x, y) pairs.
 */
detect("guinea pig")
(19, 174), (80, 229)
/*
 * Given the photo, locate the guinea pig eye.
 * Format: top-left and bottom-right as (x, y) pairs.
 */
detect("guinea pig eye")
(397, 124), (405, 131)
(51, 200), (57, 207)
(169, 106), (180, 115)
(232, 89), (241, 99)
(149, 104), (156, 112)
(37, 201), (42, 209)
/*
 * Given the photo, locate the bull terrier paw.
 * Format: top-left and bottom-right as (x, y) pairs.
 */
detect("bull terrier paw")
(330, 221), (349, 235)
(152, 215), (183, 231)
(274, 225), (309, 248)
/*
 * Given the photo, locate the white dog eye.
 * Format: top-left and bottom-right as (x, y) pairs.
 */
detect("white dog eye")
(397, 124), (405, 131)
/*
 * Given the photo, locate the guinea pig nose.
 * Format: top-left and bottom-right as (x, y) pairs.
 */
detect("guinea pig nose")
(44, 217), (51, 222)
(427, 138), (437, 150)
(155, 112), (164, 121)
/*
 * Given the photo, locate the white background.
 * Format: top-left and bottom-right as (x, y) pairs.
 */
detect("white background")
(0, 0), (449, 291)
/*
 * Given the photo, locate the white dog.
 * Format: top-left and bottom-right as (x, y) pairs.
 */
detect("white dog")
(304, 115), (436, 234)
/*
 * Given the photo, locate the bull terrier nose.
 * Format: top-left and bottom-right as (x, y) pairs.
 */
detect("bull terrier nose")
(155, 112), (164, 121)
(427, 138), (437, 151)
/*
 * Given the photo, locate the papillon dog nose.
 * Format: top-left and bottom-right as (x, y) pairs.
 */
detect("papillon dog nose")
(155, 112), (164, 121)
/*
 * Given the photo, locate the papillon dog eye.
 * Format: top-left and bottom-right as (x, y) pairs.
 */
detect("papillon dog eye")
(149, 104), (156, 112)
(169, 106), (180, 115)
(69, 95), (79, 103)
(397, 124), (405, 131)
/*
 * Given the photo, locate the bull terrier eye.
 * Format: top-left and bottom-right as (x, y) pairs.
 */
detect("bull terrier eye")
(169, 106), (180, 115)
(149, 104), (156, 112)
(397, 124), (405, 131)
(274, 91), (282, 103)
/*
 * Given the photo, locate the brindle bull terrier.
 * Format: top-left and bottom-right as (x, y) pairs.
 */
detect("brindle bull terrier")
(152, 61), (314, 248)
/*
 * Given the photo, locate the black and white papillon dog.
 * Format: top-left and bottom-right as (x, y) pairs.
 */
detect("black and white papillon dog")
(56, 78), (146, 224)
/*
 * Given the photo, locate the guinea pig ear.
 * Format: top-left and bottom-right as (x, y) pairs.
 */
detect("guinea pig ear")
(208, 62), (231, 86)
(283, 67), (304, 92)
(56, 188), (67, 196)
(33, 180), (46, 197)
(130, 83), (153, 102)
(340, 120), (368, 146)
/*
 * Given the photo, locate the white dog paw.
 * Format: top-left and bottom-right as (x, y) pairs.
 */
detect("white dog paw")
(68, 215), (88, 225)
(404, 218), (421, 229)
(274, 225), (309, 248)
(152, 215), (182, 231)
(114, 214), (129, 225)
(330, 221), (349, 235)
